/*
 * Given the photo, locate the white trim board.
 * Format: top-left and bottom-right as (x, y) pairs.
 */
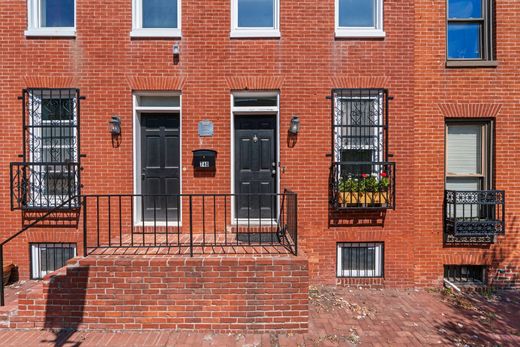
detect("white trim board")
(132, 92), (182, 226)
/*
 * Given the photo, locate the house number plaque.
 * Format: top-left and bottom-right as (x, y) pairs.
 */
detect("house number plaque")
(198, 120), (214, 137)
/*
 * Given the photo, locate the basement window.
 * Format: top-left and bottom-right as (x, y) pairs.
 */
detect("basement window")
(25, 0), (76, 37)
(30, 243), (77, 279)
(337, 242), (384, 277)
(444, 265), (486, 285)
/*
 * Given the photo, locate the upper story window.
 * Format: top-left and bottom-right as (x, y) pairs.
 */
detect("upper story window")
(336, 0), (385, 38)
(26, 0), (76, 37)
(231, 0), (280, 38)
(446, 0), (496, 67)
(131, 0), (181, 37)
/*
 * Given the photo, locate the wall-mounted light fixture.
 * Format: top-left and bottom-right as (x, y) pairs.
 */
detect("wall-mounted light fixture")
(109, 116), (121, 136)
(173, 42), (180, 56)
(289, 116), (300, 135)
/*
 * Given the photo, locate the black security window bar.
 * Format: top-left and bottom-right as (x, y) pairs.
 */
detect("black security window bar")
(444, 265), (486, 285)
(447, 0), (494, 61)
(444, 121), (505, 242)
(30, 243), (77, 279)
(337, 242), (383, 278)
(331, 89), (395, 209)
(10, 89), (81, 210)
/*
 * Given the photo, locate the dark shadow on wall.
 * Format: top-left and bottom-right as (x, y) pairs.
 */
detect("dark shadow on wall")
(328, 209), (387, 228)
(40, 265), (89, 347)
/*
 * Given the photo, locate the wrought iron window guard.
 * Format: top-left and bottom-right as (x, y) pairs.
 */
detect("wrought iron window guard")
(331, 161), (395, 210)
(330, 89), (395, 210)
(444, 190), (505, 239)
(10, 162), (81, 211)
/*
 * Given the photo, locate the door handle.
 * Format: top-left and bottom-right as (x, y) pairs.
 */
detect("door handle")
(141, 169), (146, 180)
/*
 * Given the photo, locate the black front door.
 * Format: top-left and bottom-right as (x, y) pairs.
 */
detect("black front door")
(235, 115), (277, 219)
(141, 114), (180, 221)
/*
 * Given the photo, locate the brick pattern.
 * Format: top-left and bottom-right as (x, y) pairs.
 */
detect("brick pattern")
(0, 0), (518, 291)
(10, 255), (309, 332)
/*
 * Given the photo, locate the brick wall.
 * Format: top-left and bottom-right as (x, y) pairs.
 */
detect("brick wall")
(0, 0), (517, 290)
(11, 255), (309, 332)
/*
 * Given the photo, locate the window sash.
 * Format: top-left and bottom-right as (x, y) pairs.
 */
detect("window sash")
(231, 0), (280, 34)
(445, 121), (491, 191)
(446, 0), (493, 61)
(31, 243), (77, 279)
(337, 243), (383, 278)
(335, 0), (383, 33)
(28, 0), (76, 30)
(28, 90), (79, 206)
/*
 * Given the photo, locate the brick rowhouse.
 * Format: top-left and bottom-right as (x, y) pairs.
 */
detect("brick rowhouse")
(0, 0), (518, 332)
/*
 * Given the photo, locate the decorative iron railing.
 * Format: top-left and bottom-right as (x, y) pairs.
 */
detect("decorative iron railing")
(82, 191), (298, 256)
(331, 161), (396, 209)
(10, 162), (81, 210)
(444, 190), (505, 238)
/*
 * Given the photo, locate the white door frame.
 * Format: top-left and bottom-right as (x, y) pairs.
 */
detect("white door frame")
(132, 92), (182, 226)
(230, 92), (280, 224)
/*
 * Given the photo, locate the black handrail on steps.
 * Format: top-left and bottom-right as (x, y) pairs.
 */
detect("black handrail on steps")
(0, 195), (79, 306)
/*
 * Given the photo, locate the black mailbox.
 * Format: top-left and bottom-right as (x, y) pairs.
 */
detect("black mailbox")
(193, 149), (217, 170)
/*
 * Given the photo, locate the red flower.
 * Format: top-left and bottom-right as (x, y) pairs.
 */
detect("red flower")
(361, 173), (369, 178)
(380, 171), (388, 177)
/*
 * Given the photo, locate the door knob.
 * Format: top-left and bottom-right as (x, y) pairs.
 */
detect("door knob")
(271, 169), (276, 175)
(141, 169), (146, 180)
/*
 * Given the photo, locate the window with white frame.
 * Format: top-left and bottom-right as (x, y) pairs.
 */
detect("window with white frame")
(30, 243), (77, 279)
(26, 0), (76, 37)
(28, 89), (80, 208)
(132, 0), (181, 37)
(337, 242), (383, 277)
(335, 0), (384, 38)
(231, 0), (280, 38)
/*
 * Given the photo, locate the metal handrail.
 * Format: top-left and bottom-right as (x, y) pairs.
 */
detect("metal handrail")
(0, 195), (79, 306)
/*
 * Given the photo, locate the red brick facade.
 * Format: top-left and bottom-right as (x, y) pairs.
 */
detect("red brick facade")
(7, 256), (308, 332)
(0, 0), (518, 296)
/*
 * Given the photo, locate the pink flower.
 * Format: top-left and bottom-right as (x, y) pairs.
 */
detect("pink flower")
(380, 171), (388, 177)
(361, 173), (369, 179)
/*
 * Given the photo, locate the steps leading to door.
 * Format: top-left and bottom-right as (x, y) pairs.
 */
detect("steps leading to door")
(5, 253), (309, 332)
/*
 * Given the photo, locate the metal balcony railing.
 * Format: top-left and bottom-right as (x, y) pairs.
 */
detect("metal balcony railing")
(82, 190), (298, 256)
(331, 161), (396, 210)
(10, 162), (81, 211)
(444, 190), (505, 237)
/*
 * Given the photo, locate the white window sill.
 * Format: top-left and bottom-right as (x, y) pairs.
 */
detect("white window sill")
(130, 28), (181, 38)
(230, 29), (280, 38)
(25, 28), (76, 37)
(335, 29), (386, 39)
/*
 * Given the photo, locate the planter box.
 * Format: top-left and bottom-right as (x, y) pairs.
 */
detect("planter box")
(338, 192), (389, 206)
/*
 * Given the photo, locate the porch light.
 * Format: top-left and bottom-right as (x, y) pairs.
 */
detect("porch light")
(173, 42), (180, 56)
(289, 116), (300, 135)
(109, 116), (121, 136)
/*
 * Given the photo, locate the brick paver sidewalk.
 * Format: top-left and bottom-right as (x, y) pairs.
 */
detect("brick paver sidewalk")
(0, 287), (518, 346)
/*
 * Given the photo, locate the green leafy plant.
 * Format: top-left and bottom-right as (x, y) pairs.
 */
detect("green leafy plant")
(338, 171), (390, 193)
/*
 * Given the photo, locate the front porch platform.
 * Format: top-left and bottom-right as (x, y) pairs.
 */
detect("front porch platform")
(87, 230), (296, 256)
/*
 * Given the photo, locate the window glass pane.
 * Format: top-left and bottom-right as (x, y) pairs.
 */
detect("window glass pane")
(41, 0), (75, 27)
(138, 95), (180, 107)
(338, 0), (375, 27)
(337, 243), (382, 277)
(142, 0), (178, 28)
(448, 0), (482, 19)
(32, 244), (76, 279)
(237, 0), (274, 28)
(448, 23), (482, 59)
(234, 96), (277, 107)
(447, 124), (482, 174)
(446, 177), (481, 191)
(42, 99), (74, 121)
